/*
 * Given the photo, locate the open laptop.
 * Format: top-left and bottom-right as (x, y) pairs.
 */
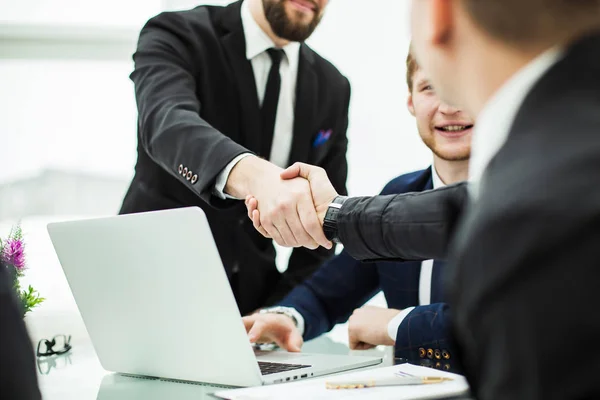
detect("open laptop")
(47, 207), (382, 387)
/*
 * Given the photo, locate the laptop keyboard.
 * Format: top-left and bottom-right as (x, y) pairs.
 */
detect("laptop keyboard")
(258, 361), (311, 375)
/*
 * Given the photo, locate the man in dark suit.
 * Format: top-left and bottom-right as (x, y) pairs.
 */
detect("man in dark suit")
(119, 0), (350, 315)
(0, 260), (41, 399)
(247, 0), (600, 399)
(242, 50), (473, 371)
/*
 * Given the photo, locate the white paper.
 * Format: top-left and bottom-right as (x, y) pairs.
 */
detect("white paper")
(214, 363), (469, 400)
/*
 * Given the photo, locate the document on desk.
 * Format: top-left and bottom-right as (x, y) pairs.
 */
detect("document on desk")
(214, 363), (469, 400)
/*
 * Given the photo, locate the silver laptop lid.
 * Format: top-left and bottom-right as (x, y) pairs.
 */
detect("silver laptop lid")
(48, 207), (263, 387)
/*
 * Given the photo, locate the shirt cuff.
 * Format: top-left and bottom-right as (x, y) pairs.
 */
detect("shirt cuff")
(387, 307), (416, 342)
(213, 153), (253, 200)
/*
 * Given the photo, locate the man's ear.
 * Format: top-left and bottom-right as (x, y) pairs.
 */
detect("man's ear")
(407, 92), (416, 117)
(429, 0), (454, 46)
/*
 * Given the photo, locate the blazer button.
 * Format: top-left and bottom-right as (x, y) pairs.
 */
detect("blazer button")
(434, 349), (441, 360)
(178, 164), (183, 174)
(435, 362), (442, 369)
(418, 348), (426, 359)
(427, 349), (434, 359)
(443, 364), (451, 371)
(191, 174), (198, 184)
(186, 171), (192, 181)
(442, 350), (450, 360)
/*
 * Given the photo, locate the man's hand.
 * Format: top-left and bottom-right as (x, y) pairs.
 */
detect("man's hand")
(348, 306), (400, 350)
(242, 313), (304, 352)
(244, 162), (339, 248)
(226, 156), (330, 249)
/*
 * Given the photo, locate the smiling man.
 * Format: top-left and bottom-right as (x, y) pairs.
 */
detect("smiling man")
(242, 50), (473, 371)
(120, 0), (351, 316)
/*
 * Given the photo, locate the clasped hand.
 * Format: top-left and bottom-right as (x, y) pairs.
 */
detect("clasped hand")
(247, 162), (338, 249)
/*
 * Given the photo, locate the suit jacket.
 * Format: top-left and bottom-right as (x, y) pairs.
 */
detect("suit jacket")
(119, 1), (351, 315)
(0, 261), (41, 399)
(334, 33), (600, 400)
(278, 168), (455, 368)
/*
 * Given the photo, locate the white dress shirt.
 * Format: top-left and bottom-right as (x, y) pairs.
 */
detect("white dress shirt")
(214, 0), (301, 199)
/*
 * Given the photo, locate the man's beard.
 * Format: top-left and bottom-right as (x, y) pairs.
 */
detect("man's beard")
(263, 0), (323, 42)
(421, 134), (471, 162)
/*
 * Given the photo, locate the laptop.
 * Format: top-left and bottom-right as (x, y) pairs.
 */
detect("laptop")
(47, 207), (382, 387)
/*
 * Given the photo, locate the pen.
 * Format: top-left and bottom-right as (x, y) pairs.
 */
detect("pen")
(325, 376), (453, 389)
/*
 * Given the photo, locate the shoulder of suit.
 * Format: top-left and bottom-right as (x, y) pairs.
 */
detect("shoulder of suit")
(379, 168), (430, 195)
(142, 5), (215, 34)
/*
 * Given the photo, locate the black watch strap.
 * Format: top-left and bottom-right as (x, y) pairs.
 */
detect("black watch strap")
(323, 196), (348, 244)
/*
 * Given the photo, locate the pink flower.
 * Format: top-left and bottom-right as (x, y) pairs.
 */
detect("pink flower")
(2, 238), (25, 270)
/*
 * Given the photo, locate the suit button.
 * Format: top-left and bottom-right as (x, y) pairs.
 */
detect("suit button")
(427, 349), (434, 359)
(186, 171), (192, 180)
(435, 362), (441, 369)
(191, 174), (198, 184)
(434, 349), (441, 360)
(178, 164), (183, 174)
(418, 348), (426, 359)
(442, 350), (450, 360)
(443, 364), (451, 371)
(183, 167), (189, 176)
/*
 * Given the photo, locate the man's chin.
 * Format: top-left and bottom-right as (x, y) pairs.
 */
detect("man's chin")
(431, 145), (471, 162)
(435, 152), (471, 162)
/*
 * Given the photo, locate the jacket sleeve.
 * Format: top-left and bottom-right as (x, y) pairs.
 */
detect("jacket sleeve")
(277, 250), (379, 341)
(131, 12), (249, 206)
(394, 303), (461, 373)
(337, 182), (469, 262)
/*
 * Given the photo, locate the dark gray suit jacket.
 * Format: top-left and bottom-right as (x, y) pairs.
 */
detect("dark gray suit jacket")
(337, 33), (600, 400)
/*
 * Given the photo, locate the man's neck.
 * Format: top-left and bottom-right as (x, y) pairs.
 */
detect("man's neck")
(433, 156), (469, 185)
(461, 36), (551, 117)
(248, 0), (289, 48)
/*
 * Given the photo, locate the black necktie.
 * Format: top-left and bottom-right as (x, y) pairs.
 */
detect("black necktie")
(260, 48), (285, 158)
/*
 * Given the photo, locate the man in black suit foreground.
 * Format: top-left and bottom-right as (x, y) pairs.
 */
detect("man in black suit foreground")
(247, 0), (600, 398)
(120, 0), (351, 315)
(0, 261), (41, 399)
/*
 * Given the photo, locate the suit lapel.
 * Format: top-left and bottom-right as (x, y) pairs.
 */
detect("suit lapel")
(217, 2), (263, 155)
(288, 44), (318, 165)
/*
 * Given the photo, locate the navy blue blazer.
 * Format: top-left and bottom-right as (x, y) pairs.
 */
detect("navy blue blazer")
(278, 167), (455, 369)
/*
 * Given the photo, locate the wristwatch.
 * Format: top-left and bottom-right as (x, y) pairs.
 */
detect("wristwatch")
(260, 307), (298, 326)
(323, 196), (348, 244)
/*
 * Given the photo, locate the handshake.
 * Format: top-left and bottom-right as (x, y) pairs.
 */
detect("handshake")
(233, 158), (340, 250)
